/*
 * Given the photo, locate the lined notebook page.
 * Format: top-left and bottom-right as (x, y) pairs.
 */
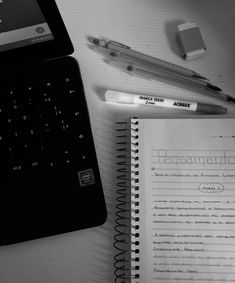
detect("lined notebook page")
(136, 118), (235, 283)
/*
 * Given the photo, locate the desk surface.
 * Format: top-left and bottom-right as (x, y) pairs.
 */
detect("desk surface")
(1, 1), (235, 282)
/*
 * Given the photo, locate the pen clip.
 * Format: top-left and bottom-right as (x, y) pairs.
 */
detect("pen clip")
(107, 41), (130, 49)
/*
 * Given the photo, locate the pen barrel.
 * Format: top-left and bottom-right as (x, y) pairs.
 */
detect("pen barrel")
(108, 42), (194, 78)
(134, 96), (197, 111)
(134, 96), (227, 114)
(133, 66), (222, 93)
(135, 64), (207, 87)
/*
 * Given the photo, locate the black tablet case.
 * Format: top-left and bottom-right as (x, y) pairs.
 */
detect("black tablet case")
(1, 57), (107, 245)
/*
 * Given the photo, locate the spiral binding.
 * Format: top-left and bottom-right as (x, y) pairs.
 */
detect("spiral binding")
(114, 118), (140, 283)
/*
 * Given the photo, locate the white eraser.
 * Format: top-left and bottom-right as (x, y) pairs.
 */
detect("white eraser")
(176, 22), (206, 60)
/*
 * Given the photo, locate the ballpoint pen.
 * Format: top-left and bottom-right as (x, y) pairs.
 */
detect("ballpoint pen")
(105, 59), (224, 96)
(90, 37), (209, 81)
(90, 45), (221, 92)
(105, 90), (227, 114)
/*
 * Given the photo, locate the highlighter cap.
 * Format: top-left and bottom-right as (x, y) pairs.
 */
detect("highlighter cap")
(105, 90), (135, 104)
(197, 103), (227, 114)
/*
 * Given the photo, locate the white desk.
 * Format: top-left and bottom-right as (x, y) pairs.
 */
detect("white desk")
(1, 1), (235, 282)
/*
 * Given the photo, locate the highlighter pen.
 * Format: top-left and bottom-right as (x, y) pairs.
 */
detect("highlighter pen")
(105, 90), (227, 114)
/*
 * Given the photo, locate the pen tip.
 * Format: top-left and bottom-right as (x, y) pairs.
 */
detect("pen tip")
(207, 83), (222, 92)
(226, 96), (235, 103)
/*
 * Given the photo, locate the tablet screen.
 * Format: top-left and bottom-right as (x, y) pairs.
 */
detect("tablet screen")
(0, 0), (54, 52)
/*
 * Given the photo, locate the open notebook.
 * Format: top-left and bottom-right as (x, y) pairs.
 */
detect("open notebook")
(114, 117), (235, 283)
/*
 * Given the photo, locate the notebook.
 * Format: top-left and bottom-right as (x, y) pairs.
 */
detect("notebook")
(114, 117), (235, 283)
(0, 0), (106, 245)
